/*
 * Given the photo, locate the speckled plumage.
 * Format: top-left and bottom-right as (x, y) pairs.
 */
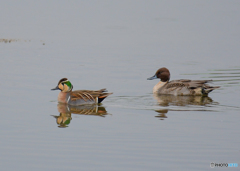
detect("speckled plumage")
(148, 68), (220, 96)
(52, 78), (112, 105)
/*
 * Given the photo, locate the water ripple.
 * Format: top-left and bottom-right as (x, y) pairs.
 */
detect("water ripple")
(183, 67), (240, 87)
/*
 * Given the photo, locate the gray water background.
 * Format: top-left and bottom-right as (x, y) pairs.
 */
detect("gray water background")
(0, 1), (240, 170)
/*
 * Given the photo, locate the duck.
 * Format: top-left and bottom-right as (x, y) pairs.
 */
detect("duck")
(147, 67), (220, 96)
(51, 78), (112, 105)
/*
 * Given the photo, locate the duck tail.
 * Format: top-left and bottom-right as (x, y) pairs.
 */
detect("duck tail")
(202, 86), (220, 96)
(98, 93), (113, 103)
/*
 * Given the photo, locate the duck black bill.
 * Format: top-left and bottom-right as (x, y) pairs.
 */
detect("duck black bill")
(147, 75), (157, 80)
(51, 86), (60, 90)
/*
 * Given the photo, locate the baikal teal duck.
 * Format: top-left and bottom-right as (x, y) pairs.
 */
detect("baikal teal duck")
(51, 78), (112, 105)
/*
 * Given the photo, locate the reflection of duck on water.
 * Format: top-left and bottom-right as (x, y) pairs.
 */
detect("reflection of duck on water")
(52, 113), (72, 128)
(153, 94), (219, 120)
(155, 109), (168, 120)
(153, 94), (217, 107)
(52, 104), (108, 128)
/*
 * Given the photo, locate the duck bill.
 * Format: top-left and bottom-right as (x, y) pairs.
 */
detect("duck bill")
(147, 75), (157, 80)
(51, 86), (60, 91)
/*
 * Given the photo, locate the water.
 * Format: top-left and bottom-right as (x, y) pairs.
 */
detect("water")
(0, 1), (240, 170)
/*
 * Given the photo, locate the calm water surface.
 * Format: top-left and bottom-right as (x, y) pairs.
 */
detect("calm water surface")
(0, 1), (240, 170)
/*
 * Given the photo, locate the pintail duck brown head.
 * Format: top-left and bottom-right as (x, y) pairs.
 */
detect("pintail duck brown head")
(147, 67), (170, 82)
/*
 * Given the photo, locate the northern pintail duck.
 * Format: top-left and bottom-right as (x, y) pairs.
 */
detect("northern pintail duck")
(51, 78), (112, 105)
(147, 67), (220, 96)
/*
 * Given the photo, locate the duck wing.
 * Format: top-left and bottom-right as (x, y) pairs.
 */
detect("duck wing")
(166, 79), (220, 95)
(70, 89), (112, 103)
(166, 79), (213, 89)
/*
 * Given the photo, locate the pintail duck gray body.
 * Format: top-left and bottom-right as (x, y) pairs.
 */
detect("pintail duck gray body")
(51, 78), (112, 106)
(147, 67), (220, 96)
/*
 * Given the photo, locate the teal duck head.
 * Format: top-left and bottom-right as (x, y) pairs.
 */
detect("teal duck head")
(51, 78), (73, 93)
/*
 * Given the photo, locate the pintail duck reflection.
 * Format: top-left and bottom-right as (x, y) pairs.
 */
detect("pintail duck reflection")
(51, 78), (112, 105)
(153, 94), (217, 107)
(155, 109), (168, 120)
(52, 104), (109, 128)
(153, 95), (218, 120)
(148, 67), (220, 96)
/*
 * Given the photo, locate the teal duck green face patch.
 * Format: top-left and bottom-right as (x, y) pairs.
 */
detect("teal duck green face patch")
(64, 80), (73, 91)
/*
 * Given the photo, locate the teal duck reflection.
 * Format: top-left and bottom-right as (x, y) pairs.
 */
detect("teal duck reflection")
(52, 104), (108, 128)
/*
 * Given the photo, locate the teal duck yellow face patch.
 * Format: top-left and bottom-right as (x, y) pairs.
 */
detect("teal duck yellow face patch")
(61, 80), (73, 92)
